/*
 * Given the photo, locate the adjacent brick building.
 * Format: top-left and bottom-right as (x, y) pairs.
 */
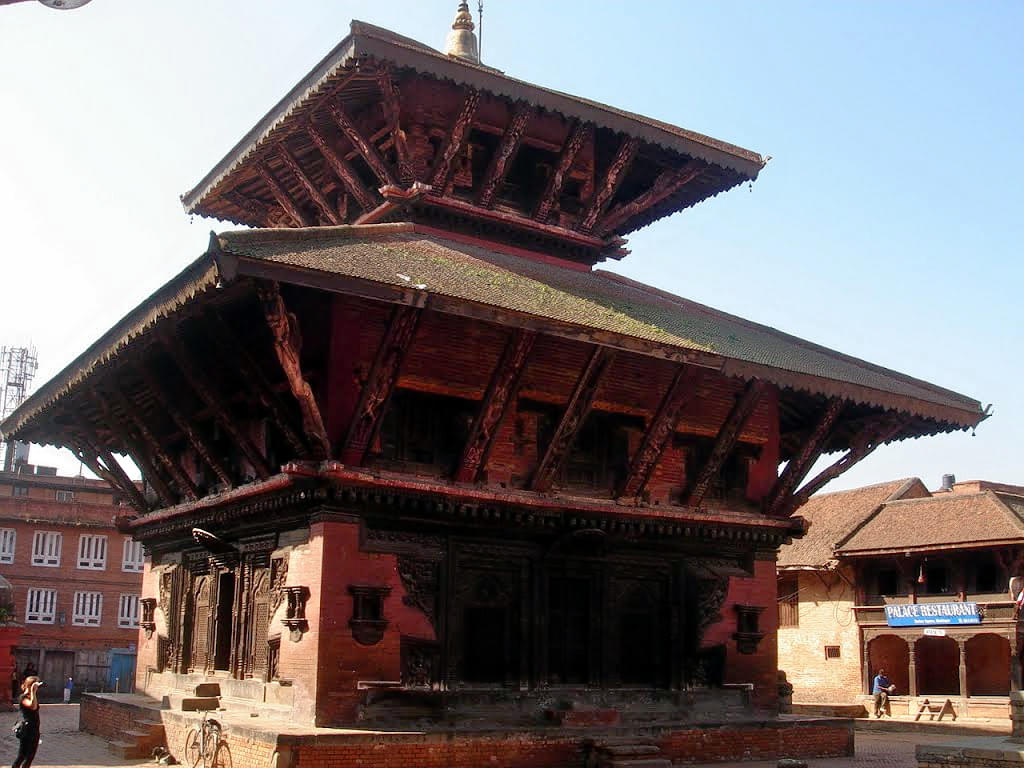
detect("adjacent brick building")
(778, 477), (1023, 720)
(0, 463), (144, 699)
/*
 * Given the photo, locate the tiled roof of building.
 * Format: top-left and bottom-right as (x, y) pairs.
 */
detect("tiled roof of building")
(778, 478), (923, 569)
(837, 491), (1024, 556)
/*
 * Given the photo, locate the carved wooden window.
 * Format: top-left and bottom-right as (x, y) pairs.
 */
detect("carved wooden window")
(548, 576), (590, 685)
(375, 389), (475, 473)
(77, 534), (107, 570)
(267, 636), (281, 682)
(777, 575), (799, 628)
(825, 645), (841, 659)
(535, 409), (637, 492)
(73, 591), (103, 627)
(0, 528), (15, 564)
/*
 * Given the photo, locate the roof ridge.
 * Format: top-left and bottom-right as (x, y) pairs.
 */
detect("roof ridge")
(802, 477), (920, 501)
(883, 491), (991, 505)
(829, 479), (922, 554)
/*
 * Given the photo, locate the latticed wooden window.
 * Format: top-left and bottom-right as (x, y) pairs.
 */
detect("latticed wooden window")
(778, 575), (799, 628)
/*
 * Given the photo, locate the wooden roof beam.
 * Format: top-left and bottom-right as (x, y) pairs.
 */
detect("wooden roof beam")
(275, 144), (341, 225)
(137, 366), (234, 490)
(328, 101), (397, 188)
(340, 305), (422, 466)
(477, 104), (533, 209)
(430, 87), (481, 194)
(257, 283), (332, 459)
(534, 121), (589, 223)
(455, 328), (537, 484)
(578, 136), (640, 235)
(222, 189), (272, 227)
(378, 70), (413, 183)
(618, 364), (701, 500)
(685, 379), (770, 508)
(256, 162), (312, 227)
(160, 335), (273, 480)
(531, 346), (616, 493)
(765, 398), (844, 517)
(67, 433), (149, 512)
(307, 121), (377, 212)
(107, 382), (200, 501)
(598, 160), (706, 236)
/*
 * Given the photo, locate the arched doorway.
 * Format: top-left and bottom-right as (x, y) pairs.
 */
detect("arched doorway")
(917, 636), (959, 695)
(966, 634), (1010, 696)
(868, 635), (909, 694)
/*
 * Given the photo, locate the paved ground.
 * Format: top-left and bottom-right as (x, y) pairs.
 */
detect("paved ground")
(0, 704), (1010, 768)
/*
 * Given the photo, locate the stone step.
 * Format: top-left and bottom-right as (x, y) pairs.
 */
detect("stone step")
(599, 760), (672, 768)
(107, 740), (152, 760)
(598, 745), (662, 757)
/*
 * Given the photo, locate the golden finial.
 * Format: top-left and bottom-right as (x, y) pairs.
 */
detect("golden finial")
(445, 1), (480, 64)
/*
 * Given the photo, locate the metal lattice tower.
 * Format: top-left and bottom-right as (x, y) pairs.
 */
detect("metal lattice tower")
(1, 345), (39, 470)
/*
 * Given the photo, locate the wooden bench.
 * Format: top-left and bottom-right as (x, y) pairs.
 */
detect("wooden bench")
(915, 698), (956, 721)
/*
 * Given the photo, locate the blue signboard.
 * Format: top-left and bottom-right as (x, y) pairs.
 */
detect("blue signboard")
(884, 602), (981, 627)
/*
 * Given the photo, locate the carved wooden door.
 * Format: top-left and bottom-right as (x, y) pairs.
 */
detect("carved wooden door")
(190, 575), (212, 673)
(247, 566), (271, 680)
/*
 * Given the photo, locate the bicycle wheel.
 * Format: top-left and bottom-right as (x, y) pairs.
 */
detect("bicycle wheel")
(203, 721), (222, 767)
(211, 740), (232, 768)
(183, 727), (202, 768)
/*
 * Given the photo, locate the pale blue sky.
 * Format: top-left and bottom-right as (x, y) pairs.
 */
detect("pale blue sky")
(1, 1), (1020, 492)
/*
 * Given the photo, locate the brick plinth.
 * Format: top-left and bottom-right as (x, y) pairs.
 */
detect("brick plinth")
(80, 693), (853, 768)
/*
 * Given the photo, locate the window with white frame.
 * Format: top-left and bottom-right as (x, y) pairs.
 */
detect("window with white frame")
(72, 591), (103, 627)
(11, 485), (28, 498)
(31, 531), (61, 567)
(118, 594), (140, 629)
(26, 588), (56, 624)
(55, 490), (74, 503)
(0, 528), (15, 564)
(122, 538), (144, 572)
(77, 534), (107, 570)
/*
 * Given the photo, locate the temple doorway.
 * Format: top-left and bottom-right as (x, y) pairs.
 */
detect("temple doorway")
(213, 572), (236, 672)
(917, 636), (958, 695)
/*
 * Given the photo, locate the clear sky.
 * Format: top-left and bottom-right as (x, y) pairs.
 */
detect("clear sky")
(1, 1), (1021, 492)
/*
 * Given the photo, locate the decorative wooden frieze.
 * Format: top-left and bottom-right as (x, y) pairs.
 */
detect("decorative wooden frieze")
(282, 585), (310, 642)
(477, 104), (533, 209)
(534, 121), (589, 223)
(341, 305), (421, 466)
(598, 161), (705, 236)
(270, 556), (289, 613)
(578, 136), (640, 234)
(306, 121), (376, 212)
(733, 604), (766, 654)
(764, 398), (844, 517)
(348, 585), (391, 646)
(531, 346), (616, 492)
(685, 379), (770, 508)
(430, 87), (481, 192)
(696, 576), (729, 644)
(275, 144), (341, 225)
(328, 102), (397, 188)
(256, 162), (312, 227)
(618, 364), (701, 499)
(397, 556), (439, 633)
(140, 598), (157, 639)
(455, 328), (537, 483)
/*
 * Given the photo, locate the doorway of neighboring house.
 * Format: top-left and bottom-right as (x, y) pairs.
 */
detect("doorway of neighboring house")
(213, 572), (236, 672)
(108, 649), (137, 693)
(42, 651), (74, 702)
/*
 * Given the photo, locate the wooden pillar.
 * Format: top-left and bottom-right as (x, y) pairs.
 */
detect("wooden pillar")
(1010, 632), (1022, 693)
(908, 637), (918, 697)
(862, 635), (872, 695)
(958, 638), (968, 699)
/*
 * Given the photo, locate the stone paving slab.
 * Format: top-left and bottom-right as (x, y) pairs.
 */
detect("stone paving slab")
(0, 704), (148, 768)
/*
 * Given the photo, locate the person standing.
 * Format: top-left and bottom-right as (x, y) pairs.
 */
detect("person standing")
(872, 668), (896, 717)
(62, 678), (72, 705)
(12, 675), (41, 768)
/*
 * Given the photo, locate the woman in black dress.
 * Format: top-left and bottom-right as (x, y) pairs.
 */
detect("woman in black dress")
(12, 675), (40, 768)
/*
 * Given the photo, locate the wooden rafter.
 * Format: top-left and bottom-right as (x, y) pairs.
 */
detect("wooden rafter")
(137, 366), (234, 490)
(788, 418), (906, 513)
(90, 393), (177, 507)
(340, 305), (422, 466)
(328, 102), (397, 188)
(477, 104), (533, 209)
(378, 70), (412, 183)
(205, 309), (308, 459)
(222, 189), (272, 226)
(455, 329), (537, 483)
(67, 432), (148, 512)
(531, 346), (616, 492)
(275, 144), (341, 225)
(160, 335), (273, 480)
(306, 121), (376, 212)
(598, 161), (705, 236)
(256, 162), (312, 227)
(618, 364), (702, 499)
(685, 379), (770, 508)
(534, 121), (589, 223)
(257, 283), (332, 459)
(431, 87), (481, 193)
(764, 398), (844, 517)
(578, 136), (640, 234)
(107, 382), (200, 501)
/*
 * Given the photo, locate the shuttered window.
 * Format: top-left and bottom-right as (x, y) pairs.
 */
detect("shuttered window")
(31, 531), (61, 567)
(122, 538), (145, 572)
(0, 528), (15, 564)
(118, 594), (140, 629)
(77, 534), (107, 569)
(778, 575), (799, 628)
(26, 588), (56, 623)
(73, 591), (103, 626)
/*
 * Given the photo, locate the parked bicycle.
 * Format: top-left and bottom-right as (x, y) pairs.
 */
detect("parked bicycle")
(183, 702), (222, 768)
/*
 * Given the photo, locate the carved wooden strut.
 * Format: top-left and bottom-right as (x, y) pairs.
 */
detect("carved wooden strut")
(534, 121), (589, 223)
(328, 102), (397, 188)
(578, 136), (640, 234)
(306, 121), (377, 212)
(765, 397), (844, 516)
(431, 88), (481, 193)
(598, 161), (705, 236)
(477, 104), (533, 209)
(275, 144), (341, 225)
(256, 162), (312, 227)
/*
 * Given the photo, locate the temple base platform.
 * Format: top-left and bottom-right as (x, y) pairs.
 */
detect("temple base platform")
(80, 692), (854, 767)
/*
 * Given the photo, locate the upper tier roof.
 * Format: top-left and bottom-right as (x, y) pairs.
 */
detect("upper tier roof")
(180, 21), (766, 262)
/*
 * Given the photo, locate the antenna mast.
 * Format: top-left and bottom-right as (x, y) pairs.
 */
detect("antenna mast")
(0, 344), (38, 471)
(477, 0), (484, 60)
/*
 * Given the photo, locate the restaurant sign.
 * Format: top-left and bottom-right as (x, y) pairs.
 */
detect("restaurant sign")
(884, 602), (981, 627)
